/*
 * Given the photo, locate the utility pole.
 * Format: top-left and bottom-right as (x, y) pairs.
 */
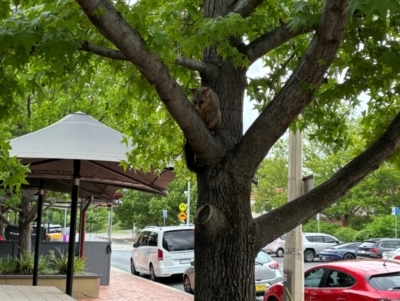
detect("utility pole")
(186, 182), (191, 225)
(283, 129), (304, 301)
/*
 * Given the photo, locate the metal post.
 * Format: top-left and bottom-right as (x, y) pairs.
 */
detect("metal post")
(33, 180), (44, 286)
(283, 130), (304, 301)
(186, 182), (191, 225)
(66, 160), (80, 296)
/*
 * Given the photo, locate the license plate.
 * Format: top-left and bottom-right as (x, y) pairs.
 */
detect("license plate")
(359, 250), (365, 254)
(180, 259), (191, 264)
(255, 284), (266, 292)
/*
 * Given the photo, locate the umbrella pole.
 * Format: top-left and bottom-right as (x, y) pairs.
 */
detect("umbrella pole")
(66, 160), (80, 296)
(33, 180), (44, 286)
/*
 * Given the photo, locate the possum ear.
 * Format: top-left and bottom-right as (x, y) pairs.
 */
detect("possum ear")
(203, 87), (211, 96)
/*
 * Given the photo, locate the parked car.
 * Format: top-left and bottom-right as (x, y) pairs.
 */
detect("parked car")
(382, 246), (400, 260)
(356, 238), (400, 259)
(302, 232), (341, 262)
(183, 250), (283, 296)
(263, 235), (286, 257)
(319, 242), (361, 261)
(130, 225), (194, 281)
(263, 259), (400, 301)
(263, 232), (341, 262)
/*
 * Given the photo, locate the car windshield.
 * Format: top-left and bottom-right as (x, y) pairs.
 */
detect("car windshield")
(368, 272), (400, 290)
(162, 229), (194, 251)
(255, 251), (273, 264)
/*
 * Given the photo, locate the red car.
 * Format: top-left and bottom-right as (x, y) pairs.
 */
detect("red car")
(264, 259), (400, 301)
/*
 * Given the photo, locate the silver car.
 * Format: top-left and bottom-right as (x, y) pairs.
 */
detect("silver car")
(182, 250), (283, 296)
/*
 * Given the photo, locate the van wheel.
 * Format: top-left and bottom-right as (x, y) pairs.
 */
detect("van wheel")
(276, 248), (284, 257)
(304, 249), (315, 262)
(183, 275), (193, 294)
(149, 264), (158, 282)
(130, 259), (140, 276)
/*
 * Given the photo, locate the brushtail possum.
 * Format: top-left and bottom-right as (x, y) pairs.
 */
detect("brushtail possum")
(184, 87), (221, 172)
(191, 86), (222, 132)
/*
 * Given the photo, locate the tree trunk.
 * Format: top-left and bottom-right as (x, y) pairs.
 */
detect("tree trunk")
(341, 214), (349, 227)
(0, 206), (4, 237)
(17, 191), (34, 257)
(195, 168), (256, 301)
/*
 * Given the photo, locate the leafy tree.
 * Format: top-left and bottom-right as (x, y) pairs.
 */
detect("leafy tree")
(114, 177), (197, 229)
(1, 1), (400, 300)
(253, 139), (288, 212)
(85, 207), (109, 233)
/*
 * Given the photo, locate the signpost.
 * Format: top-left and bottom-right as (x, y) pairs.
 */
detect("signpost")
(162, 209), (168, 227)
(178, 203), (187, 223)
(392, 206), (399, 238)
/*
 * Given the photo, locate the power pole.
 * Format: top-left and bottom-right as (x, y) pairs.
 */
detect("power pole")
(283, 129), (304, 301)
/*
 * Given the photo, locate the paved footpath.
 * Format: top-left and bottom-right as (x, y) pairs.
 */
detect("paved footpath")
(77, 268), (194, 301)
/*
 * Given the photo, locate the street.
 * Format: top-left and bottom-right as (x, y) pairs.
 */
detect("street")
(110, 240), (322, 297)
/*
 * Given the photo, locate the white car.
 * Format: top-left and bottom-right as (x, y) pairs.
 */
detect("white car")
(130, 225), (194, 281)
(382, 246), (400, 260)
(263, 232), (341, 262)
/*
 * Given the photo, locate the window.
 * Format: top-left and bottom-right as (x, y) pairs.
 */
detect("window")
(369, 272), (400, 291)
(306, 236), (324, 243)
(137, 231), (150, 247)
(162, 229), (194, 251)
(148, 232), (158, 246)
(304, 268), (325, 287)
(381, 241), (400, 248)
(326, 270), (355, 287)
(323, 236), (338, 243)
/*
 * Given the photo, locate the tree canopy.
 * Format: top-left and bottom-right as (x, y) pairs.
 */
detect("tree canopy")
(2, 0), (400, 300)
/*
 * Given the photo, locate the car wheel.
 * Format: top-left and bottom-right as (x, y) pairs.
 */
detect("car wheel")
(343, 253), (355, 260)
(183, 275), (193, 294)
(268, 297), (279, 301)
(149, 264), (158, 282)
(304, 249), (315, 262)
(130, 259), (140, 276)
(276, 248), (284, 257)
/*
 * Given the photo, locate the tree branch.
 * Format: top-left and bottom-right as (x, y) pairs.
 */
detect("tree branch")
(79, 42), (207, 72)
(235, 0), (349, 179)
(243, 23), (316, 63)
(0, 199), (23, 213)
(75, 0), (221, 161)
(231, 0), (263, 18)
(175, 56), (207, 73)
(254, 110), (400, 249)
(79, 41), (128, 60)
(0, 211), (16, 228)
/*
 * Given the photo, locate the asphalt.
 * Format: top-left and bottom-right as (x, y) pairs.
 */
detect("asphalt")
(77, 232), (193, 301)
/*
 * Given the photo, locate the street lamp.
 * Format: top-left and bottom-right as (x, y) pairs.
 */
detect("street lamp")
(184, 182), (191, 225)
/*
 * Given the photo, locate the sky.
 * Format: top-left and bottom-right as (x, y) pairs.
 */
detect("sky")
(243, 60), (265, 132)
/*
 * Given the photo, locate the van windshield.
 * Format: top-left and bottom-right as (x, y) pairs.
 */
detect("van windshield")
(162, 229), (194, 251)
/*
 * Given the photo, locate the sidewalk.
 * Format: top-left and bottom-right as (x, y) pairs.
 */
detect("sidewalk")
(77, 268), (193, 301)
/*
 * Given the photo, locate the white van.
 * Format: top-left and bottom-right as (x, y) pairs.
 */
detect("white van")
(130, 225), (194, 281)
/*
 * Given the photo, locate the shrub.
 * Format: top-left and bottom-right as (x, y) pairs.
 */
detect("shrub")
(364, 215), (397, 238)
(51, 248), (86, 274)
(353, 229), (376, 241)
(334, 227), (358, 242)
(302, 220), (340, 236)
(0, 255), (18, 274)
(349, 215), (372, 231)
(17, 252), (49, 275)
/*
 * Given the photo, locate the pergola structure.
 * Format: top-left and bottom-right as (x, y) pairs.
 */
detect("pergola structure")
(8, 112), (176, 296)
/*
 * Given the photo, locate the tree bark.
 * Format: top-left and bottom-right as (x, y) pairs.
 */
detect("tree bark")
(17, 190), (36, 257)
